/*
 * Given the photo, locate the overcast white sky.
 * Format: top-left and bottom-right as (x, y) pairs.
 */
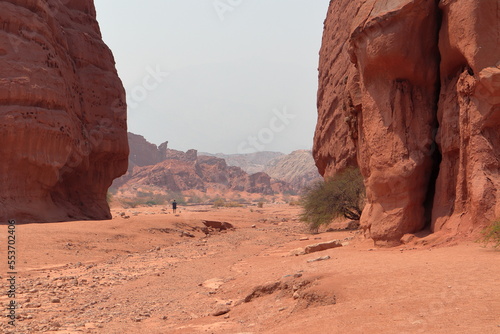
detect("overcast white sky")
(94, 0), (329, 154)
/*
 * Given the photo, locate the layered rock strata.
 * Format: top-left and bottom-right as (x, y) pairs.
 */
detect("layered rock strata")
(115, 147), (291, 196)
(0, 0), (128, 222)
(314, 0), (499, 245)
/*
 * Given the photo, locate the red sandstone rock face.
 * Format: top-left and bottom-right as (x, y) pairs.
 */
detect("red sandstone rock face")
(0, 0), (128, 222)
(116, 149), (290, 195)
(314, 0), (361, 177)
(127, 133), (165, 169)
(433, 0), (500, 235)
(114, 133), (293, 196)
(315, 0), (499, 245)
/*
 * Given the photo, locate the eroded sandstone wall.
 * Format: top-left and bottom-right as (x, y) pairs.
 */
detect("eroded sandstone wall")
(314, 0), (499, 245)
(0, 0), (128, 222)
(433, 0), (500, 236)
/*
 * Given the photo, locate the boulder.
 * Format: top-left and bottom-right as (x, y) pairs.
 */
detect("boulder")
(202, 220), (234, 231)
(304, 240), (342, 254)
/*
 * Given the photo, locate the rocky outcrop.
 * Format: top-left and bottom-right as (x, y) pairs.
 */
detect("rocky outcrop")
(200, 150), (321, 192)
(315, 0), (499, 245)
(127, 133), (165, 169)
(0, 0), (128, 222)
(264, 150), (322, 192)
(200, 151), (284, 175)
(115, 141), (292, 195)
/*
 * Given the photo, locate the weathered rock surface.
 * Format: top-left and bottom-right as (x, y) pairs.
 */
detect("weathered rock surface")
(304, 240), (343, 254)
(0, 0), (128, 222)
(127, 133), (165, 170)
(264, 150), (322, 192)
(432, 0), (500, 237)
(202, 150), (321, 193)
(314, 0), (499, 245)
(114, 137), (292, 195)
(201, 151), (284, 175)
(202, 220), (234, 231)
(113, 142), (291, 195)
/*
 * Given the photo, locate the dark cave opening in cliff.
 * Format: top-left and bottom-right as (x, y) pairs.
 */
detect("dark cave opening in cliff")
(422, 4), (444, 232)
(423, 136), (442, 230)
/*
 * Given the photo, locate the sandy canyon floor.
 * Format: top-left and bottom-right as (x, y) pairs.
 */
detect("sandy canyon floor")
(0, 204), (498, 333)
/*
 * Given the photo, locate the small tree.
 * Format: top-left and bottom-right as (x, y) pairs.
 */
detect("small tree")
(300, 167), (365, 232)
(478, 220), (500, 248)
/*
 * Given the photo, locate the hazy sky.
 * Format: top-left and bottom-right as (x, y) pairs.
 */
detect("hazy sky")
(94, 0), (330, 154)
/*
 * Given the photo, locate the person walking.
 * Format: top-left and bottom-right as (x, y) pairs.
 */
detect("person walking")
(172, 200), (177, 214)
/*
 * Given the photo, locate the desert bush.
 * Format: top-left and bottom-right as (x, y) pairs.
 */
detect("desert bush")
(225, 201), (244, 208)
(257, 201), (264, 208)
(106, 191), (113, 204)
(300, 167), (365, 232)
(478, 220), (500, 248)
(212, 198), (226, 208)
(137, 190), (154, 198)
(119, 197), (145, 209)
(188, 195), (203, 204)
(167, 192), (186, 205)
(117, 192), (170, 208)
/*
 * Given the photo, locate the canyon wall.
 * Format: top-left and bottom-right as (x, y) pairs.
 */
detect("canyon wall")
(0, 0), (128, 222)
(314, 0), (499, 245)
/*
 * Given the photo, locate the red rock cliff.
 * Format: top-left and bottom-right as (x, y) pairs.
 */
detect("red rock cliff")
(0, 0), (128, 222)
(314, 0), (500, 245)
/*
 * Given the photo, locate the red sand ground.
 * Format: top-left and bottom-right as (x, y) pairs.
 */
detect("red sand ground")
(1, 204), (498, 333)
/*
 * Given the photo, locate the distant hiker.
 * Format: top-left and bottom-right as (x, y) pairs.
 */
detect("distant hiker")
(172, 200), (177, 214)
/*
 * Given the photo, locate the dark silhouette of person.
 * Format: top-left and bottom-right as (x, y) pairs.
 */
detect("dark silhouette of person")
(172, 200), (177, 214)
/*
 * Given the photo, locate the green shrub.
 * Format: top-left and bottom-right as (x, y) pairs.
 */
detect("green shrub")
(212, 198), (225, 208)
(300, 167), (365, 232)
(478, 220), (500, 248)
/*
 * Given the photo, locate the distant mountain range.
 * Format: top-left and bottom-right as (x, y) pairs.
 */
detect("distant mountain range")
(112, 133), (322, 197)
(199, 151), (284, 175)
(200, 150), (321, 191)
(264, 150), (322, 190)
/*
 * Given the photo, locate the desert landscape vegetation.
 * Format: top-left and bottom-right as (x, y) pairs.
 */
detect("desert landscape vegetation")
(1, 0), (499, 333)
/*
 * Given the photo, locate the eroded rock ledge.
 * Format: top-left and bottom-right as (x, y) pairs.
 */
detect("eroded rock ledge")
(0, 0), (128, 222)
(314, 0), (499, 245)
